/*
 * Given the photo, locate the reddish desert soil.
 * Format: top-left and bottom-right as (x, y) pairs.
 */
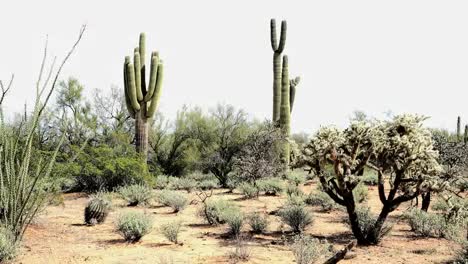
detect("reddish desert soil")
(12, 181), (459, 264)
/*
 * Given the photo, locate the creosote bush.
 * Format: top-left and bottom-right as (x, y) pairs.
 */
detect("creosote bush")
(118, 184), (153, 206)
(404, 209), (447, 238)
(291, 234), (331, 264)
(286, 184), (304, 197)
(247, 213), (268, 234)
(257, 178), (284, 196)
(279, 204), (313, 233)
(116, 211), (153, 243)
(238, 182), (258, 199)
(200, 199), (239, 225)
(227, 236), (251, 262)
(226, 211), (244, 237)
(160, 221), (182, 244)
(287, 172), (306, 186)
(157, 190), (188, 213)
(305, 191), (336, 212)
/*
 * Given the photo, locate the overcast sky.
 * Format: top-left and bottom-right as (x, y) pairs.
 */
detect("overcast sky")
(1, 0), (468, 134)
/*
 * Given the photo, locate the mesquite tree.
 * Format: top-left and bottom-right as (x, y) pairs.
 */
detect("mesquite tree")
(124, 33), (164, 161)
(300, 115), (441, 245)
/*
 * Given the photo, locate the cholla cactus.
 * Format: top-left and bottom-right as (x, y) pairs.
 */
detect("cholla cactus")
(300, 114), (441, 245)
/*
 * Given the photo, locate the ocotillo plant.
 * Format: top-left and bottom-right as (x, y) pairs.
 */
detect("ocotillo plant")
(124, 33), (164, 161)
(270, 19), (300, 170)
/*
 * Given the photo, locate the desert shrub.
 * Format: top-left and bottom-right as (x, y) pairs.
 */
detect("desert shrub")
(153, 175), (171, 189)
(305, 192), (336, 212)
(84, 192), (112, 225)
(247, 213), (268, 234)
(118, 184), (153, 206)
(404, 209), (447, 238)
(431, 198), (450, 212)
(287, 172), (306, 186)
(279, 205), (313, 233)
(257, 178), (284, 196)
(227, 236), (251, 262)
(157, 190), (188, 213)
(174, 178), (197, 193)
(200, 199), (239, 225)
(361, 172), (378, 186)
(353, 183), (368, 203)
(286, 184), (304, 197)
(160, 221), (182, 244)
(116, 211), (153, 243)
(0, 227), (17, 262)
(198, 179), (219, 190)
(287, 194), (306, 206)
(453, 243), (468, 264)
(226, 211), (244, 237)
(238, 182), (258, 199)
(347, 206), (392, 243)
(291, 234), (331, 264)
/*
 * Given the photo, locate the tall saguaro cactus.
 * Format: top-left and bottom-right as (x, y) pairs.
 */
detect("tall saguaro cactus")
(457, 116), (461, 142)
(124, 33), (164, 161)
(270, 19), (300, 170)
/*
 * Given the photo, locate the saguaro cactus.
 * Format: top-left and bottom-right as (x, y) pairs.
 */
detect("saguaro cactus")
(124, 33), (164, 161)
(270, 19), (300, 170)
(457, 116), (461, 142)
(464, 125), (468, 144)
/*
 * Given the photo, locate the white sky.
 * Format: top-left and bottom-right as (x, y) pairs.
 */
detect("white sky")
(1, 0), (468, 134)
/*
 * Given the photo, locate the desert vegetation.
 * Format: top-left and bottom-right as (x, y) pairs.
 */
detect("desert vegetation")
(0, 14), (466, 264)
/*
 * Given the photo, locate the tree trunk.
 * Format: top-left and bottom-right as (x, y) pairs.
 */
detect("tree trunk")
(421, 192), (431, 212)
(367, 205), (391, 244)
(344, 200), (367, 245)
(323, 241), (356, 264)
(135, 102), (148, 161)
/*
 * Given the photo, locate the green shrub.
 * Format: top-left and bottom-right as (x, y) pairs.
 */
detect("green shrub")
(257, 178), (284, 196)
(157, 190), (188, 213)
(279, 205), (313, 233)
(84, 192), (112, 225)
(247, 213), (268, 234)
(353, 183), (368, 203)
(200, 199), (239, 225)
(0, 227), (17, 262)
(238, 182), (258, 199)
(287, 194), (306, 206)
(404, 209), (447, 238)
(198, 179), (219, 190)
(160, 221), (182, 244)
(361, 172), (378, 186)
(153, 175), (171, 189)
(287, 172), (306, 186)
(291, 234), (331, 264)
(286, 184), (304, 197)
(116, 212), (153, 243)
(305, 192), (336, 212)
(226, 211), (244, 237)
(453, 243), (468, 264)
(118, 184), (153, 206)
(227, 236), (251, 262)
(174, 178), (197, 193)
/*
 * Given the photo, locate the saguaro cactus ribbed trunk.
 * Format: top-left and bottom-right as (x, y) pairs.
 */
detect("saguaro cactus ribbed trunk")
(270, 19), (300, 171)
(124, 33), (164, 161)
(457, 116), (461, 142)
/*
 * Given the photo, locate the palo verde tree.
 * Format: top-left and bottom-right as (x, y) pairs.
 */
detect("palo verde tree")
(300, 115), (441, 245)
(124, 33), (164, 162)
(270, 19), (300, 171)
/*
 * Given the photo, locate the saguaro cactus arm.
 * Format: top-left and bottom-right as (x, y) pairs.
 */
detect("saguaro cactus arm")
(144, 54), (159, 102)
(146, 63), (163, 118)
(271, 19), (287, 122)
(125, 62), (140, 111)
(270, 19), (287, 53)
(289, 76), (300, 113)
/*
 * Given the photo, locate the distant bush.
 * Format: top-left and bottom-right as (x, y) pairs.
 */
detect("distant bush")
(453, 244), (468, 264)
(279, 205), (313, 233)
(287, 172), (306, 186)
(200, 199), (239, 225)
(353, 183), (368, 203)
(227, 236), (251, 262)
(226, 211), (244, 237)
(174, 178), (198, 193)
(118, 184), (153, 206)
(247, 213), (268, 234)
(286, 184), (304, 197)
(0, 227), (17, 262)
(291, 234), (331, 264)
(84, 192), (112, 225)
(198, 179), (219, 190)
(153, 175), (171, 189)
(157, 190), (188, 213)
(287, 194), (306, 207)
(257, 178), (284, 196)
(404, 209), (447, 238)
(361, 172), (378, 186)
(238, 182), (258, 199)
(116, 212), (153, 243)
(305, 192), (336, 212)
(160, 221), (182, 244)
